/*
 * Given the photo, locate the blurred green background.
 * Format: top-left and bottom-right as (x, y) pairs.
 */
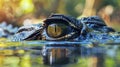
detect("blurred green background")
(0, 0), (120, 67)
(0, 0), (120, 31)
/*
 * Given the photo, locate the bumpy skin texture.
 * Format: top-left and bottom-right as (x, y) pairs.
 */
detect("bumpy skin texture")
(11, 24), (44, 41)
(79, 16), (115, 33)
(12, 14), (115, 41)
(0, 22), (18, 38)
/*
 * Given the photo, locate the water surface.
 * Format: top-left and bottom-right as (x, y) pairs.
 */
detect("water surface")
(0, 40), (120, 67)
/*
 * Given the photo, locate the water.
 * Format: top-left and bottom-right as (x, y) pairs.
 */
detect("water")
(0, 41), (120, 67)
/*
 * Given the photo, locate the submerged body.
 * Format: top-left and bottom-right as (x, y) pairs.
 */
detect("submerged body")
(10, 14), (120, 65)
(11, 14), (119, 43)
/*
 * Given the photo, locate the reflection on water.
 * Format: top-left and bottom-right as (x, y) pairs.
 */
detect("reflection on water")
(0, 41), (120, 67)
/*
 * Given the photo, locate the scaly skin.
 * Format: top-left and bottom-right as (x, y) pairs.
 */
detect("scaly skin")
(11, 14), (116, 41)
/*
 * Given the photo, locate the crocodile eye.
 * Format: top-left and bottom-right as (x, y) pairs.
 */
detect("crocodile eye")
(46, 23), (68, 38)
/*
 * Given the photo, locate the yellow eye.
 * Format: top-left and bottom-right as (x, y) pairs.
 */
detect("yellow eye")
(47, 23), (67, 38)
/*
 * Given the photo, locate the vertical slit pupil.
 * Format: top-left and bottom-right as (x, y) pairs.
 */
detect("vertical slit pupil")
(55, 25), (57, 33)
